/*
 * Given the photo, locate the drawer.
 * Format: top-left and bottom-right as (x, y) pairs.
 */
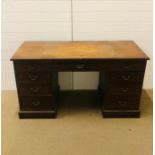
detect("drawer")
(107, 84), (142, 95)
(49, 61), (108, 71)
(109, 71), (144, 84)
(19, 96), (55, 111)
(14, 61), (51, 72)
(104, 96), (139, 110)
(109, 60), (146, 71)
(16, 72), (53, 83)
(14, 61), (108, 72)
(18, 84), (53, 96)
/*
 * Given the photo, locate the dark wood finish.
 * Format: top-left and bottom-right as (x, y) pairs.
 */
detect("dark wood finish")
(11, 41), (149, 118)
(103, 96), (140, 110)
(109, 71), (145, 84)
(18, 84), (53, 96)
(102, 110), (140, 118)
(107, 84), (142, 95)
(109, 60), (146, 71)
(14, 60), (109, 71)
(15, 72), (53, 83)
(19, 111), (57, 119)
(19, 96), (56, 111)
(14, 61), (53, 72)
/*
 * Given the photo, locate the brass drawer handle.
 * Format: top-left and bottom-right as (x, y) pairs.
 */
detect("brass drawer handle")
(30, 87), (40, 93)
(121, 75), (131, 81)
(76, 64), (85, 69)
(29, 75), (39, 81)
(120, 87), (129, 93)
(118, 101), (127, 106)
(32, 101), (41, 107)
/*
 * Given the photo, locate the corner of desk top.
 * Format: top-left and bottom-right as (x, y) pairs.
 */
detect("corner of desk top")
(10, 56), (16, 61)
(10, 57), (14, 61)
(144, 55), (150, 60)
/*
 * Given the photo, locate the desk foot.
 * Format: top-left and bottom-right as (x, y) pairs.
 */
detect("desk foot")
(102, 110), (140, 118)
(19, 111), (57, 119)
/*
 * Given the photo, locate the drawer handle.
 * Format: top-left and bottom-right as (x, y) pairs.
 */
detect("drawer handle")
(30, 64), (37, 70)
(29, 75), (39, 81)
(121, 75), (131, 81)
(76, 64), (85, 69)
(123, 65), (131, 70)
(30, 87), (40, 93)
(120, 87), (129, 93)
(118, 101), (127, 106)
(32, 101), (40, 107)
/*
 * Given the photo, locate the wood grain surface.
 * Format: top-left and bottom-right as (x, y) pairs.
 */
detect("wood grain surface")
(11, 41), (149, 60)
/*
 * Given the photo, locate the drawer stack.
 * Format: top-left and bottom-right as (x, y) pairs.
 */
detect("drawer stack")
(102, 60), (147, 117)
(14, 61), (58, 118)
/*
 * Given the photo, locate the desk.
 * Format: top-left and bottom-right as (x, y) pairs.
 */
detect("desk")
(11, 41), (149, 118)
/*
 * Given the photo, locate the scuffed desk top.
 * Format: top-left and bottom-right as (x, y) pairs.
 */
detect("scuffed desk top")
(11, 41), (149, 60)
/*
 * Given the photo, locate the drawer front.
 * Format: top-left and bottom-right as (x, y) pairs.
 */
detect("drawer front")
(104, 96), (139, 110)
(109, 60), (146, 71)
(18, 84), (53, 96)
(107, 84), (142, 96)
(20, 96), (55, 111)
(109, 71), (144, 84)
(14, 61), (108, 72)
(50, 62), (108, 71)
(14, 60), (146, 72)
(14, 62), (51, 72)
(16, 72), (53, 83)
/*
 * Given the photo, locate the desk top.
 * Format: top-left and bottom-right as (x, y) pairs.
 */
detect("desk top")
(11, 41), (149, 60)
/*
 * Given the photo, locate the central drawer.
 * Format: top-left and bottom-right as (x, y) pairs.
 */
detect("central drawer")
(50, 62), (108, 71)
(18, 84), (53, 96)
(14, 61), (108, 72)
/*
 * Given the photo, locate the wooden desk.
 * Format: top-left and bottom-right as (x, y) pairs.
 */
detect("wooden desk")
(11, 41), (149, 118)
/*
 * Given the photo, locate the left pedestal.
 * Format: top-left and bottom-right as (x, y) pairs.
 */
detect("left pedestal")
(13, 61), (59, 119)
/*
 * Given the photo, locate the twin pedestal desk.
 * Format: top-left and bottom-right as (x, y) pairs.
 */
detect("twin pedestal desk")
(11, 41), (149, 118)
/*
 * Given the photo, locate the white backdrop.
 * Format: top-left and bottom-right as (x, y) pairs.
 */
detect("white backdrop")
(2, 0), (153, 90)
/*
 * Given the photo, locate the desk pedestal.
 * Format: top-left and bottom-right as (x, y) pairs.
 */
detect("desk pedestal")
(13, 60), (147, 118)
